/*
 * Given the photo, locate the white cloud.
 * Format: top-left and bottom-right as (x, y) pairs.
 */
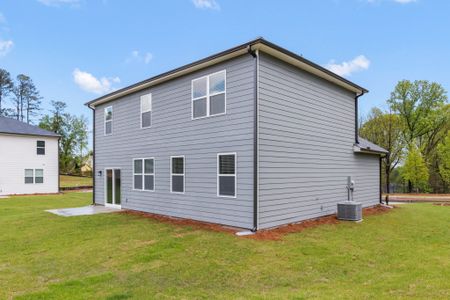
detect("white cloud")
(125, 50), (153, 64)
(0, 40), (13, 57)
(72, 68), (120, 94)
(37, 0), (81, 7)
(192, 0), (220, 10)
(325, 55), (370, 77)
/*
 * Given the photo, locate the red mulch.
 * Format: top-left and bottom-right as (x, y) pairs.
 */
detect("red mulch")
(120, 210), (239, 234)
(120, 205), (394, 241)
(247, 205), (393, 241)
(10, 192), (63, 197)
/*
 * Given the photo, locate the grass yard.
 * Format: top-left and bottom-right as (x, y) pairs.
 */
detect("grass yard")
(59, 175), (92, 188)
(1, 193), (449, 299)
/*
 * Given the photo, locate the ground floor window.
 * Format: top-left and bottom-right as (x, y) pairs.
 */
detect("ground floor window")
(133, 158), (154, 191)
(217, 153), (236, 197)
(35, 169), (44, 183)
(24, 169), (34, 184)
(24, 169), (44, 184)
(171, 156), (185, 193)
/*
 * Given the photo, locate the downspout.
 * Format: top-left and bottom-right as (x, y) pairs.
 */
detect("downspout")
(247, 45), (258, 232)
(89, 105), (96, 206)
(354, 91), (365, 144)
(58, 137), (60, 193)
(379, 155), (382, 204)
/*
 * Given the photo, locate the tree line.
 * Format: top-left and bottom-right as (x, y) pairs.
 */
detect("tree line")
(0, 69), (41, 123)
(360, 80), (450, 194)
(0, 68), (90, 176)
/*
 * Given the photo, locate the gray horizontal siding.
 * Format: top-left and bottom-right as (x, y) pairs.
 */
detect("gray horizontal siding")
(94, 54), (255, 229)
(257, 53), (379, 229)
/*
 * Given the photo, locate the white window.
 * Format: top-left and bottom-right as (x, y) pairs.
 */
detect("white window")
(140, 93), (152, 128)
(104, 106), (113, 135)
(133, 158), (154, 191)
(217, 153), (236, 197)
(25, 169), (34, 184)
(37, 141), (45, 155)
(170, 156), (185, 193)
(35, 169), (44, 184)
(192, 70), (226, 119)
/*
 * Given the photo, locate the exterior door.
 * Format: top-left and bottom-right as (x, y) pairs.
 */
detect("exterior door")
(105, 168), (121, 207)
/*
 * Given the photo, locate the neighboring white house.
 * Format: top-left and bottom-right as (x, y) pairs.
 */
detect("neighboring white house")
(0, 116), (60, 195)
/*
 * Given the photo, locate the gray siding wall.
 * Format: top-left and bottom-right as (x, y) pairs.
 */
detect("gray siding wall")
(94, 54), (255, 229)
(257, 53), (380, 229)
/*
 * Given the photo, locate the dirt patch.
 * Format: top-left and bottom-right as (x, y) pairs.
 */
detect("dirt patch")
(433, 203), (450, 206)
(121, 205), (393, 241)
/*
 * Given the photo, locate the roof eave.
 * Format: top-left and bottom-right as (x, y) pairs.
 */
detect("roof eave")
(353, 145), (388, 155)
(0, 131), (61, 138)
(85, 38), (368, 108)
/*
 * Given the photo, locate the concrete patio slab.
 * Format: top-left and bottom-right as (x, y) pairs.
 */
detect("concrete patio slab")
(46, 205), (120, 217)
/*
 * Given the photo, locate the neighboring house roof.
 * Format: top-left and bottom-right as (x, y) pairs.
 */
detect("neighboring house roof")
(86, 38), (368, 108)
(0, 116), (60, 137)
(354, 137), (388, 155)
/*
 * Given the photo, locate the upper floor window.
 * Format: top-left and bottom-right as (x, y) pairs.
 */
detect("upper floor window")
(140, 93), (152, 128)
(104, 106), (113, 135)
(192, 70), (226, 119)
(37, 140), (45, 155)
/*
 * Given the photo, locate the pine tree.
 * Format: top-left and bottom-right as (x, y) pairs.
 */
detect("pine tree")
(0, 69), (14, 116)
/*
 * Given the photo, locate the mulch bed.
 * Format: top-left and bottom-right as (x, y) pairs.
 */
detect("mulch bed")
(246, 205), (393, 241)
(433, 203), (450, 206)
(121, 205), (394, 241)
(121, 210), (239, 234)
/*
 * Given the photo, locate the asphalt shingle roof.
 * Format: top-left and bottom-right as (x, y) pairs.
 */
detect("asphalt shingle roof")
(0, 116), (60, 137)
(356, 137), (388, 154)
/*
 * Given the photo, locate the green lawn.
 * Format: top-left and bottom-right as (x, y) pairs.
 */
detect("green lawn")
(1, 193), (449, 299)
(59, 175), (92, 188)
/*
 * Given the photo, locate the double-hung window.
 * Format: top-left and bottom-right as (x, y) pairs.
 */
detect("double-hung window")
(170, 156), (185, 193)
(217, 153), (236, 197)
(25, 169), (34, 184)
(24, 169), (44, 184)
(192, 70), (226, 119)
(104, 106), (113, 135)
(140, 93), (152, 128)
(37, 141), (45, 155)
(35, 169), (44, 183)
(133, 158), (154, 191)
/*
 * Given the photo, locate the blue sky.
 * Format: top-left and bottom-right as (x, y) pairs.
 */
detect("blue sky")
(1, 0), (449, 127)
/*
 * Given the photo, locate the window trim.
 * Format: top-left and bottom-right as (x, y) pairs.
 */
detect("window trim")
(24, 169), (34, 184)
(36, 140), (45, 155)
(140, 93), (152, 129)
(191, 70), (226, 120)
(132, 158), (155, 192)
(217, 152), (237, 198)
(170, 155), (185, 194)
(104, 106), (113, 136)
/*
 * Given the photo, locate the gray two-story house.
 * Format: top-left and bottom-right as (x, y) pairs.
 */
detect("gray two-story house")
(86, 38), (387, 230)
